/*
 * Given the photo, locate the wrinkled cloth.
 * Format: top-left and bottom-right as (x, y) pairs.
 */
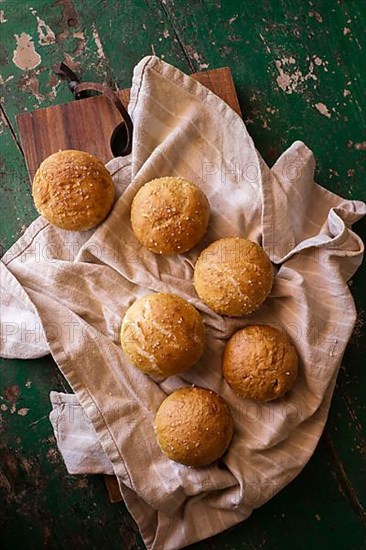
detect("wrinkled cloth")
(1, 56), (365, 550)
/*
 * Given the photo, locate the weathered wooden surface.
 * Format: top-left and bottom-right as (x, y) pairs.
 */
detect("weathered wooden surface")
(17, 66), (241, 180)
(0, 1), (365, 548)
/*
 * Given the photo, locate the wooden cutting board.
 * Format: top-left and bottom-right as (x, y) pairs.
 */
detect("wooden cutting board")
(17, 67), (241, 181)
(16, 66), (241, 502)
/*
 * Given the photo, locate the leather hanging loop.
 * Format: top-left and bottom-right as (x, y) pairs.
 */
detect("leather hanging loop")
(74, 82), (133, 156)
(53, 62), (133, 156)
(54, 61), (81, 94)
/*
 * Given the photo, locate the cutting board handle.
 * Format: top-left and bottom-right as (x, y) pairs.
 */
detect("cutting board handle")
(54, 62), (133, 157)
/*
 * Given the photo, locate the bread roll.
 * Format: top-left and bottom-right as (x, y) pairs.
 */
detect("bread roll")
(120, 293), (205, 377)
(130, 177), (210, 255)
(32, 150), (115, 231)
(155, 386), (234, 467)
(223, 325), (298, 401)
(194, 237), (273, 316)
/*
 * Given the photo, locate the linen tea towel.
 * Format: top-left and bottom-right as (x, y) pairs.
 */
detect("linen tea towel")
(1, 56), (365, 549)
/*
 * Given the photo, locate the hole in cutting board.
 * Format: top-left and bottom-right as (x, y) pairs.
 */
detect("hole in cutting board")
(110, 122), (129, 157)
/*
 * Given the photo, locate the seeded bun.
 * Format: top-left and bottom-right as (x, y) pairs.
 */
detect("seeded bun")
(194, 237), (273, 316)
(130, 177), (210, 255)
(120, 293), (205, 377)
(154, 387), (234, 467)
(223, 325), (298, 401)
(32, 150), (115, 231)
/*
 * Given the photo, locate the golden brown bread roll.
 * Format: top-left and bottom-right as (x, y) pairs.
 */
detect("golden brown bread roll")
(32, 150), (115, 231)
(120, 293), (205, 377)
(130, 177), (210, 255)
(223, 325), (298, 401)
(194, 237), (273, 316)
(154, 386), (234, 467)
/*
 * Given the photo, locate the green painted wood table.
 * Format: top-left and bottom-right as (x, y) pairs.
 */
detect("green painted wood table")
(0, 1), (365, 548)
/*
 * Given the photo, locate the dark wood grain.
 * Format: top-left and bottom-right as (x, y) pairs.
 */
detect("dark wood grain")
(104, 475), (125, 503)
(16, 67), (241, 182)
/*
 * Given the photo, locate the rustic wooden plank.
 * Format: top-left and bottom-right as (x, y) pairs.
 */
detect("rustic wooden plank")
(104, 475), (124, 504)
(16, 67), (241, 181)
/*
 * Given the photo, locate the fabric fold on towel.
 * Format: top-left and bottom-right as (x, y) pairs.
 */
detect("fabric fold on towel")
(1, 56), (365, 550)
(49, 391), (114, 475)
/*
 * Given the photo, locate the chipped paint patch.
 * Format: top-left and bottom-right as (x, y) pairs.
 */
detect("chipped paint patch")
(4, 384), (20, 404)
(275, 62), (291, 91)
(36, 16), (56, 45)
(0, 108), (9, 132)
(18, 72), (44, 102)
(282, 56), (296, 64)
(63, 52), (81, 73)
(266, 106), (278, 114)
(309, 11), (323, 23)
(0, 74), (14, 85)
(12, 33), (41, 70)
(0, 10), (7, 23)
(25, 380), (32, 388)
(329, 168), (339, 178)
(47, 72), (60, 100)
(259, 33), (271, 54)
(17, 408), (30, 416)
(315, 102), (331, 118)
(0, 470), (11, 493)
(185, 45), (209, 69)
(343, 89), (351, 97)
(228, 15), (238, 24)
(47, 447), (59, 462)
(72, 30), (87, 58)
(92, 23), (105, 60)
(354, 141), (366, 151)
(48, 83), (60, 100)
(343, 27), (351, 35)
(73, 30), (85, 40)
(162, 28), (170, 38)
(311, 54), (329, 73)
(56, 28), (70, 42)
(274, 57), (317, 94)
(75, 478), (89, 489)
(0, 404), (8, 412)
